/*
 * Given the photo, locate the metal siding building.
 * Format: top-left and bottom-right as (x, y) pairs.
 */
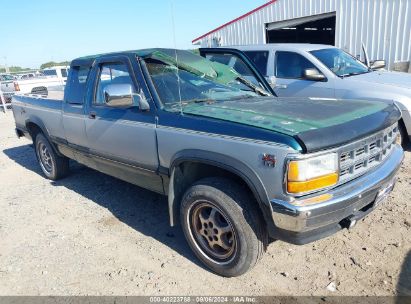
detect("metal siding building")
(193, 0), (411, 70)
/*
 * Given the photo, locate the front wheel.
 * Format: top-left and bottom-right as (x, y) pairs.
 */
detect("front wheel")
(35, 133), (69, 180)
(180, 177), (267, 277)
(397, 121), (410, 150)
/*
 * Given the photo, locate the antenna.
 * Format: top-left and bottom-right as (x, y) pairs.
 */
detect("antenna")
(170, 0), (183, 114)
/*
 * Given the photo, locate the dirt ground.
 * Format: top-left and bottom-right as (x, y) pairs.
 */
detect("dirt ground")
(0, 111), (410, 296)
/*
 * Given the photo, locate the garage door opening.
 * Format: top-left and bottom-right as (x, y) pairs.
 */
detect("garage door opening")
(266, 12), (336, 45)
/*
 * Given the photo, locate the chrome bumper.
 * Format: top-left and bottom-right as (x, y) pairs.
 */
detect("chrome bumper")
(270, 145), (404, 233)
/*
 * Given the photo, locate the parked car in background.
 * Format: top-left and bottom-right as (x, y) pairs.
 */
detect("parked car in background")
(0, 74), (16, 103)
(202, 44), (411, 148)
(42, 66), (69, 84)
(14, 72), (40, 80)
(11, 49), (404, 276)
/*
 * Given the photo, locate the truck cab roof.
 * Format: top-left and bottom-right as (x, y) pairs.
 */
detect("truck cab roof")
(72, 49), (180, 67)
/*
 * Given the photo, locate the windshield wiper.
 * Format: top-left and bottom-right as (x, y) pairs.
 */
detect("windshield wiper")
(164, 99), (215, 112)
(183, 98), (215, 105)
(235, 76), (271, 96)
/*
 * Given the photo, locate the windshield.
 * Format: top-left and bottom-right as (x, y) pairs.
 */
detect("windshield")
(310, 48), (370, 77)
(143, 50), (264, 112)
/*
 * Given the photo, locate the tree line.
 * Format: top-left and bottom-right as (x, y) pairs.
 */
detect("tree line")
(0, 61), (71, 73)
(0, 66), (32, 73)
(40, 61), (71, 69)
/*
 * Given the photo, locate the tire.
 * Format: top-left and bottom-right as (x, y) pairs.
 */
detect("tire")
(397, 121), (410, 150)
(35, 133), (69, 180)
(180, 177), (267, 277)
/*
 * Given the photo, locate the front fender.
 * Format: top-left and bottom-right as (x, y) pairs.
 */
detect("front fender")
(167, 149), (271, 227)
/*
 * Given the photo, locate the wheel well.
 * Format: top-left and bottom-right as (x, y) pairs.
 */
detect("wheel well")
(26, 122), (43, 141)
(399, 118), (410, 149)
(168, 161), (268, 228)
(26, 122), (63, 156)
(399, 118), (409, 138)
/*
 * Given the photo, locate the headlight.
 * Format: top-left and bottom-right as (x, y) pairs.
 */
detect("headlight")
(287, 153), (339, 195)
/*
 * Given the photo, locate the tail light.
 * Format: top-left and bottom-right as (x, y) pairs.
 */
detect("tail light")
(14, 82), (20, 91)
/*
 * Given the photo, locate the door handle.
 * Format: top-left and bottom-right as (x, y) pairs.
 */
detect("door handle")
(275, 84), (288, 89)
(89, 111), (96, 119)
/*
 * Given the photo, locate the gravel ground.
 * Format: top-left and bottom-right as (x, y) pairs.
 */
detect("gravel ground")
(0, 111), (410, 296)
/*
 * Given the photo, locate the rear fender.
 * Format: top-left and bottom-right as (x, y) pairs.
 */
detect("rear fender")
(25, 116), (63, 157)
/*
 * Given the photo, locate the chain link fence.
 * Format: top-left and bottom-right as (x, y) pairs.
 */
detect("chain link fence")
(0, 89), (7, 113)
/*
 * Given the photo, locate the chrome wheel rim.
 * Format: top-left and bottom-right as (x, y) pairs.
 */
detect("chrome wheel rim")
(188, 201), (237, 264)
(37, 142), (53, 174)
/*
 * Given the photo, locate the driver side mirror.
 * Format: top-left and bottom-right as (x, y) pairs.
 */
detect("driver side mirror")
(370, 60), (386, 70)
(104, 84), (134, 107)
(303, 68), (326, 81)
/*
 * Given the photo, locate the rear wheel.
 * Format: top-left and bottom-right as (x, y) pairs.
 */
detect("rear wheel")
(35, 133), (69, 180)
(180, 177), (267, 277)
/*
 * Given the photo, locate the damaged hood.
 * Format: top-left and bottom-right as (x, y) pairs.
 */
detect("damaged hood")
(183, 97), (401, 152)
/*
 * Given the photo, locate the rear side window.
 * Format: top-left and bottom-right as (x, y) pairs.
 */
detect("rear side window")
(61, 69), (68, 78)
(243, 51), (269, 76)
(275, 51), (316, 79)
(65, 66), (91, 104)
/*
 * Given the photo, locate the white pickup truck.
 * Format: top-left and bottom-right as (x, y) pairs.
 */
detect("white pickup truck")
(13, 66), (68, 96)
(42, 66), (69, 84)
(204, 44), (411, 148)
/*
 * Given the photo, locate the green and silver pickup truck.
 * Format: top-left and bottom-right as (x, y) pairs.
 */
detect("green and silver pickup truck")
(12, 48), (404, 277)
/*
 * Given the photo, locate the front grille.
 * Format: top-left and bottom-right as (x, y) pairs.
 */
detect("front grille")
(338, 123), (398, 185)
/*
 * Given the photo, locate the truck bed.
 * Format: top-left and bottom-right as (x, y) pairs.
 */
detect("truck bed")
(12, 92), (64, 140)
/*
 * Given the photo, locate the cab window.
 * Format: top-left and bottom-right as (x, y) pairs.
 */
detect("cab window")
(95, 63), (134, 105)
(275, 51), (316, 79)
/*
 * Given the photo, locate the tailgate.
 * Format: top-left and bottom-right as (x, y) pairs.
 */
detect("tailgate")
(1, 81), (15, 93)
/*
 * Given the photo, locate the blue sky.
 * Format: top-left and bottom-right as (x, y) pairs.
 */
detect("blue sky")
(1, 0), (266, 68)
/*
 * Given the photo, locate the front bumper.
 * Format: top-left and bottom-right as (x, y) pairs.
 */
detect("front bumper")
(269, 145), (404, 245)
